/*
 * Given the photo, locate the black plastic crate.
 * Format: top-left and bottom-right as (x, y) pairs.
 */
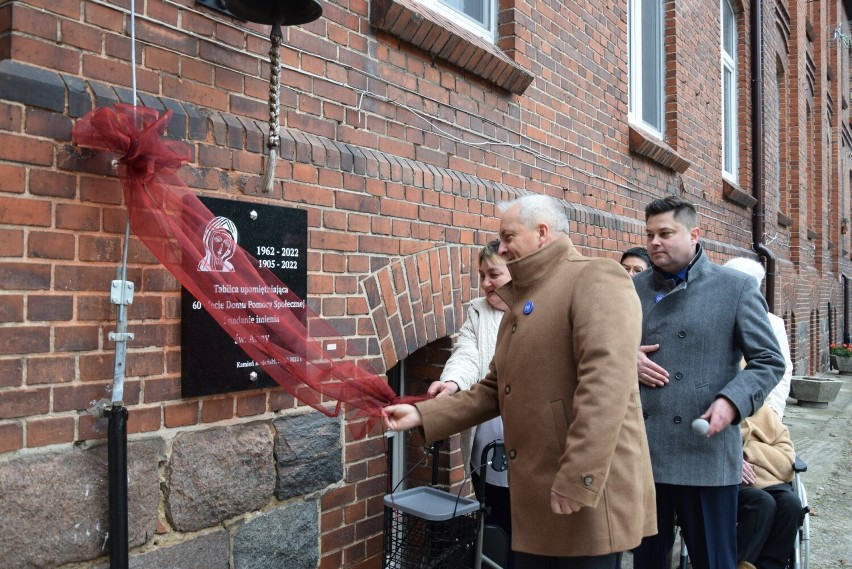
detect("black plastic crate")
(383, 486), (480, 569)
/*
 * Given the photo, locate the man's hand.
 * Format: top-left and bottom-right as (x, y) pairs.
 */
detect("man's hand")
(637, 344), (669, 387)
(700, 397), (738, 437)
(742, 459), (757, 485)
(550, 489), (583, 515)
(426, 381), (459, 398)
(382, 404), (423, 431)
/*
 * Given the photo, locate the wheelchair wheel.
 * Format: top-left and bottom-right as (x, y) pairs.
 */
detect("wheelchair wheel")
(792, 469), (810, 569)
(799, 503), (809, 569)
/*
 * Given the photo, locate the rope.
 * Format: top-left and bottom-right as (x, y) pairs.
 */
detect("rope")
(262, 29), (283, 193)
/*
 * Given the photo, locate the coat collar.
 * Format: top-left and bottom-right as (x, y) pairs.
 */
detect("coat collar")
(650, 242), (707, 292)
(496, 235), (577, 307)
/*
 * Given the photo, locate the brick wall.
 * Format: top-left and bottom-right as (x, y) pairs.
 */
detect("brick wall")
(0, 0), (850, 566)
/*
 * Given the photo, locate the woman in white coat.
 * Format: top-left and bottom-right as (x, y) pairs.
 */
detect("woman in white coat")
(427, 240), (512, 549)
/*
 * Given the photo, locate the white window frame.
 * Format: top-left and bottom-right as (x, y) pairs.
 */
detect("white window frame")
(628, 0), (665, 137)
(721, 0), (738, 181)
(418, 0), (497, 43)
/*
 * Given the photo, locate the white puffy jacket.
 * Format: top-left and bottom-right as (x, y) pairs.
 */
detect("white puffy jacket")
(439, 297), (507, 486)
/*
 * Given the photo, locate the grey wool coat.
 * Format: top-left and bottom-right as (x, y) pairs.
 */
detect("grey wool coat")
(415, 237), (657, 557)
(632, 244), (785, 487)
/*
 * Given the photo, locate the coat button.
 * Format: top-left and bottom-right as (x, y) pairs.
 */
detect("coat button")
(511, 324), (517, 333)
(673, 416), (682, 424)
(504, 385), (511, 394)
(674, 372), (683, 380)
(509, 450), (517, 459)
(643, 412), (648, 420)
(583, 476), (593, 487)
(677, 331), (686, 338)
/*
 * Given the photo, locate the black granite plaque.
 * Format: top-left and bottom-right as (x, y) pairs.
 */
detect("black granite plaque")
(181, 196), (308, 398)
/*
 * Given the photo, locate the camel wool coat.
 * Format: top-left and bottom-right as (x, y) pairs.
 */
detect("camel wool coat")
(415, 236), (657, 557)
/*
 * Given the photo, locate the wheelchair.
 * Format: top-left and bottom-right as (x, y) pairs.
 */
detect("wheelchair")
(789, 456), (810, 569)
(674, 456), (810, 569)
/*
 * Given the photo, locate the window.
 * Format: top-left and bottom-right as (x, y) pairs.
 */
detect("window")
(721, 0), (738, 180)
(418, 0), (496, 42)
(628, 0), (665, 136)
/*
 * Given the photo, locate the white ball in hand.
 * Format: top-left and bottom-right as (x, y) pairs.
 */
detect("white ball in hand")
(691, 418), (710, 436)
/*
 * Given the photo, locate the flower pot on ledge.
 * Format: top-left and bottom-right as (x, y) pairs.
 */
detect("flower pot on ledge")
(830, 355), (852, 375)
(790, 376), (843, 408)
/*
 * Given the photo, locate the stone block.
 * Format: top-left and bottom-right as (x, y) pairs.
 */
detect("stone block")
(90, 81), (119, 109)
(183, 102), (209, 141)
(0, 438), (162, 567)
(233, 501), (319, 569)
(0, 60), (66, 112)
(160, 98), (189, 141)
(165, 422), (275, 531)
(274, 412), (342, 499)
(61, 74), (93, 118)
(98, 528), (229, 569)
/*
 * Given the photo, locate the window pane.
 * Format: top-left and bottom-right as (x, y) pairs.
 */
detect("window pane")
(722, 0), (735, 56)
(628, 0), (635, 116)
(723, 68), (733, 173)
(441, 0), (489, 28)
(640, 0), (662, 130)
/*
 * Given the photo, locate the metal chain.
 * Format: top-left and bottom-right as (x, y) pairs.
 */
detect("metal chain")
(262, 31), (283, 193)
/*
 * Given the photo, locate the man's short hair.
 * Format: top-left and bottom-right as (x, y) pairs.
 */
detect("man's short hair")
(498, 195), (570, 235)
(644, 196), (698, 229)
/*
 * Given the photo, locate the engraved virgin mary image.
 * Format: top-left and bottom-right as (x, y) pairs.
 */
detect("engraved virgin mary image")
(198, 216), (238, 272)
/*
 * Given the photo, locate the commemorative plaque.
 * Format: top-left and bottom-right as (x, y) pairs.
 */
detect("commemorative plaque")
(180, 196), (308, 398)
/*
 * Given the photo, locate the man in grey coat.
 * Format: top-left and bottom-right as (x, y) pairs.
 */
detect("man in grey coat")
(631, 196), (785, 569)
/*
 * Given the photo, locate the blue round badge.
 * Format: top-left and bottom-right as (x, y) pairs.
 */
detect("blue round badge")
(523, 301), (534, 315)
(654, 293), (665, 304)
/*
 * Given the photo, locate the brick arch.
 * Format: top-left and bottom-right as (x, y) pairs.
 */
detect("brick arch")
(360, 245), (482, 373)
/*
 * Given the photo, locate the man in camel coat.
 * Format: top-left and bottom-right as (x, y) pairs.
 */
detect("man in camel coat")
(384, 194), (656, 568)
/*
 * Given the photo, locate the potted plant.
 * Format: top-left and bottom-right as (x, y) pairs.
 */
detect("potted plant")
(829, 343), (852, 375)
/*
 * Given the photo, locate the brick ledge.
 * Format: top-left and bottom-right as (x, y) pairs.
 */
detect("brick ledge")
(1, 60), (646, 238)
(628, 123), (690, 173)
(722, 178), (758, 209)
(369, 0), (533, 95)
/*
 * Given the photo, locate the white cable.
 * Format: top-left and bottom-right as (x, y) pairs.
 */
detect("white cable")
(112, 0), (139, 405)
(130, 0), (137, 104)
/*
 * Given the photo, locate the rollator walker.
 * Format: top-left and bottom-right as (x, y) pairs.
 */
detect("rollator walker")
(383, 440), (510, 569)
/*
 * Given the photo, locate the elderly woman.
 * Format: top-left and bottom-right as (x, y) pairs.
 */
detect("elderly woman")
(737, 404), (803, 569)
(620, 246), (651, 278)
(427, 239), (513, 555)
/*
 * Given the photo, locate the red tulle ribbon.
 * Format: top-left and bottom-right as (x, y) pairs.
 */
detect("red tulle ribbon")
(72, 104), (422, 437)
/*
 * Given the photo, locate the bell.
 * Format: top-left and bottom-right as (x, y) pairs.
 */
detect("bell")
(223, 0), (322, 26)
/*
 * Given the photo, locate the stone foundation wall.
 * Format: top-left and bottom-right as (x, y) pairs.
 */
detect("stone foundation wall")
(0, 412), (339, 568)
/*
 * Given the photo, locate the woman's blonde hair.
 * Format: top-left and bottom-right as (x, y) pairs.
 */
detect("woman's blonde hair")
(478, 239), (505, 267)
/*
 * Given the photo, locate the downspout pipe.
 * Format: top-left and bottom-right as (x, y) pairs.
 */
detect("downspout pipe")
(750, 0), (777, 313)
(843, 273), (850, 343)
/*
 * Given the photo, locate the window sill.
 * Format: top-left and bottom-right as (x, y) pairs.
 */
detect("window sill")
(628, 124), (690, 173)
(722, 178), (757, 209)
(369, 0), (534, 95)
